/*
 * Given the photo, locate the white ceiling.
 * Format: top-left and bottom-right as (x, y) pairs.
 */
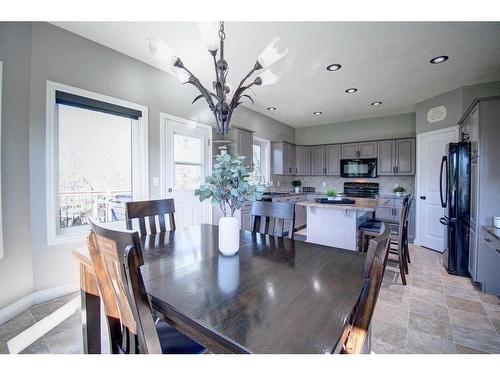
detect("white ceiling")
(52, 22), (500, 128)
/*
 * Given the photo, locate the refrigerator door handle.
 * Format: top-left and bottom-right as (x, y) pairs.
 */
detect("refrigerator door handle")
(439, 155), (448, 208)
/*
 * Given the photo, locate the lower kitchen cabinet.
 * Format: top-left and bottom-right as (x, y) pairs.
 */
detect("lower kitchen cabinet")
(375, 197), (415, 242)
(241, 205), (253, 231)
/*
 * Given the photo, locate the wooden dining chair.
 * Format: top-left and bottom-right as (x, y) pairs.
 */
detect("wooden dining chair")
(125, 198), (176, 236)
(359, 195), (411, 285)
(251, 201), (295, 239)
(341, 224), (391, 354)
(87, 218), (205, 354)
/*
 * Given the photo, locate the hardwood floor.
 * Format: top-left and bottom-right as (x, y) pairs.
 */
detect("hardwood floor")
(1, 244), (499, 354)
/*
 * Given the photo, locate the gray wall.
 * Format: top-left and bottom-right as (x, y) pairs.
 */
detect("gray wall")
(415, 88), (463, 134)
(1, 22), (294, 307)
(0, 23), (35, 307)
(294, 113), (416, 145)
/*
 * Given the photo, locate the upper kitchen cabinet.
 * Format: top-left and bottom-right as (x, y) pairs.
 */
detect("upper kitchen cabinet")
(235, 129), (254, 170)
(326, 144), (341, 175)
(311, 145), (326, 175)
(341, 141), (378, 159)
(395, 138), (415, 175)
(295, 146), (311, 175)
(272, 141), (296, 175)
(213, 127), (253, 169)
(377, 138), (415, 175)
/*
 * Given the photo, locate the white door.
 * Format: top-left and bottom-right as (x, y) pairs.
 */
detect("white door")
(163, 115), (212, 228)
(416, 126), (459, 251)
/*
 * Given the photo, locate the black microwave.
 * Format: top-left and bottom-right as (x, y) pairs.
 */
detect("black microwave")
(340, 159), (377, 178)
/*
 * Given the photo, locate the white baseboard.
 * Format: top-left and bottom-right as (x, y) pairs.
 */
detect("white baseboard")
(0, 282), (79, 326)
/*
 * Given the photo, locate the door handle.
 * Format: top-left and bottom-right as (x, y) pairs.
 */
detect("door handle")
(420, 196), (426, 200)
(168, 188), (173, 193)
(439, 155), (448, 208)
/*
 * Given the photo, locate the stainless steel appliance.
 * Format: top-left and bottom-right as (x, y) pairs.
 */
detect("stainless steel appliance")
(343, 182), (379, 198)
(340, 159), (377, 178)
(439, 142), (471, 276)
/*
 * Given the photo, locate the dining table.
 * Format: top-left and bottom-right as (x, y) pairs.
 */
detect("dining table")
(73, 223), (367, 354)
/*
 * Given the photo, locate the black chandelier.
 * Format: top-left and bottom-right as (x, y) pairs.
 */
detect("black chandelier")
(149, 22), (288, 135)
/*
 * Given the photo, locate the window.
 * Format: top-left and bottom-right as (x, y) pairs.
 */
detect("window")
(46, 82), (148, 244)
(250, 137), (270, 185)
(173, 134), (203, 190)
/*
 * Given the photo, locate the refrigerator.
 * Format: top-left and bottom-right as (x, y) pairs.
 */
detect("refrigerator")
(439, 142), (471, 276)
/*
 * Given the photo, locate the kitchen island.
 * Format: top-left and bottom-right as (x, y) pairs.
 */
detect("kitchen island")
(296, 198), (389, 251)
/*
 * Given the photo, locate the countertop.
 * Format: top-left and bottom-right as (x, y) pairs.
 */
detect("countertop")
(296, 198), (389, 212)
(482, 225), (500, 241)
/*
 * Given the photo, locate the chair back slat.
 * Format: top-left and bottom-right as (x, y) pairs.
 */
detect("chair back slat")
(126, 199), (176, 236)
(88, 219), (162, 354)
(251, 201), (295, 239)
(342, 223), (391, 354)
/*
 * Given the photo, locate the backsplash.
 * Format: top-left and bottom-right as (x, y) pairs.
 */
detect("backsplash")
(269, 175), (415, 195)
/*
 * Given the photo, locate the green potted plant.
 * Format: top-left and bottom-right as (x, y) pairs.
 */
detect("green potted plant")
(195, 154), (262, 255)
(325, 189), (338, 201)
(393, 186), (406, 198)
(291, 180), (302, 194)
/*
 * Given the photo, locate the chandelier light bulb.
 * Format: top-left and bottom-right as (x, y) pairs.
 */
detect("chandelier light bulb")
(148, 34), (179, 68)
(198, 22), (220, 52)
(257, 69), (280, 86)
(257, 37), (288, 70)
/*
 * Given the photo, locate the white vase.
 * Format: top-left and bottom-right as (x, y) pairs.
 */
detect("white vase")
(218, 216), (240, 256)
(294, 186), (300, 193)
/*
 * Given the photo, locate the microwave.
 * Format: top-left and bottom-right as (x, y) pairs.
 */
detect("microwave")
(340, 158), (377, 178)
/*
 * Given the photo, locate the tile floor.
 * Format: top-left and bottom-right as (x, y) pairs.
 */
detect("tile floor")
(0, 244), (499, 354)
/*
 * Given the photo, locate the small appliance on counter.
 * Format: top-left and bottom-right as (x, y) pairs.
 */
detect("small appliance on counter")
(302, 186), (316, 193)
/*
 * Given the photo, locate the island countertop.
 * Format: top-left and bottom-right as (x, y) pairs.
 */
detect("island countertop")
(296, 198), (389, 212)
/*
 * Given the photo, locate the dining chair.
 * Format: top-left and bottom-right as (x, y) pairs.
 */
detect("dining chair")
(125, 198), (176, 236)
(251, 201), (295, 239)
(359, 195), (411, 285)
(341, 223), (391, 354)
(87, 218), (205, 354)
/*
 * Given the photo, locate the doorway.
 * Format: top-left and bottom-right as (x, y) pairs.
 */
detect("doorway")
(416, 126), (459, 252)
(161, 114), (212, 228)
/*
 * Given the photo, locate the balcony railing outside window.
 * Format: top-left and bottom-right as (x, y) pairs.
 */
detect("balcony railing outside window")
(59, 190), (131, 228)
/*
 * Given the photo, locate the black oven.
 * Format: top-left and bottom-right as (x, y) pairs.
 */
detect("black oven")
(340, 159), (377, 178)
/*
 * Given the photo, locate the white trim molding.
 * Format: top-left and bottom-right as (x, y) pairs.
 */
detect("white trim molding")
(0, 282), (79, 326)
(415, 125), (459, 247)
(45, 81), (149, 246)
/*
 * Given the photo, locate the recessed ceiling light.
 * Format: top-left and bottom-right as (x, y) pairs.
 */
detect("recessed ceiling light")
(313, 111), (323, 115)
(326, 64), (342, 72)
(430, 55), (449, 64)
(345, 88), (358, 93)
(267, 106), (277, 111)
(371, 101), (382, 106)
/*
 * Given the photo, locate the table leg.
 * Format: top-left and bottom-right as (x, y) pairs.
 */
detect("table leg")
(79, 263), (101, 354)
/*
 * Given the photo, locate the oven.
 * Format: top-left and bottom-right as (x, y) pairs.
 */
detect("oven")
(340, 158), (377, 178)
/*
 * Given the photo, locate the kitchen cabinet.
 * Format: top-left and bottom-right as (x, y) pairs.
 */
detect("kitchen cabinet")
(295, 146), (311, 175)
(377, 138), (415, 176)
(375, 197), (416, 242)
(326, 144), (341, 175)
(213, 127), (253, 170)
(377, 140), (395, 175)
(311, 145), (326, 175)
(271, 141), (295, 175)
(241, 203), (252, 232)
(468, 225), (477, 280)
(236, 129), (253, 170)
(341, 141), (377, 159)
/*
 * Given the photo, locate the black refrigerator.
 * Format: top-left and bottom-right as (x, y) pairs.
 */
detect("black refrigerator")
(440, 142), (471, 276)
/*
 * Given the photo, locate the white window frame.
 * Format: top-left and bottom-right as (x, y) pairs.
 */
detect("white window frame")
(46, 81), (149, 245)
(0, 61), (3, 258)
(253, 136), (271, 185)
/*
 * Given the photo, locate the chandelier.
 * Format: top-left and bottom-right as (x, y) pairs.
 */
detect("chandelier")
(149, 22), (288, 135)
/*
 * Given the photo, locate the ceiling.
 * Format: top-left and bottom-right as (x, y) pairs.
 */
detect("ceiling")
(52, 22), (500, 128)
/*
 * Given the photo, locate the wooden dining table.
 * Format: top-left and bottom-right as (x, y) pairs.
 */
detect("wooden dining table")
(73, 223), (367, 354)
